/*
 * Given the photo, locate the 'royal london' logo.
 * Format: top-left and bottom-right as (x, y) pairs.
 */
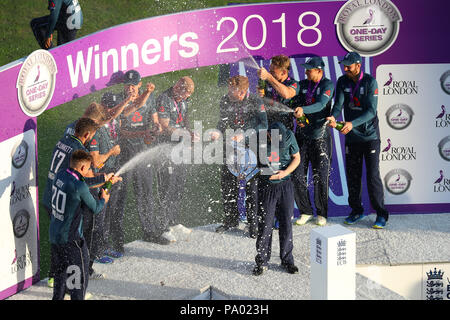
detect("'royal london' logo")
(385, 103), (414, 130)
(435, 105), (450, 128)
(382, 72), (419, 96)
(433, 170), (450, 193)
(384, 168), (412, 195)
(16, 49), (57, 117)
(381, 138), (416, 161)
(334, 0), (402, 56)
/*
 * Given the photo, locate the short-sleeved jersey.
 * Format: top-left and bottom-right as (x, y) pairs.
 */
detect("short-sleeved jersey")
(217, 93), (268, 134)
(89, 120), (120, 171)
(49, 168), (105, 244)
(118, 92), (156, 150)
(42, 134), (104, 210)
(332, 72), (380, 144)
(46, 0), (83, 38)
(260, 123), (299, 184)
(264, 77), (299, 128)
(292, 77), (335, 140)
(156, 87), (189, 129)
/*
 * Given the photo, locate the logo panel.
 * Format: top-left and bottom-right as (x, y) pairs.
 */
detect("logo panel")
(16, 50), (57, 117)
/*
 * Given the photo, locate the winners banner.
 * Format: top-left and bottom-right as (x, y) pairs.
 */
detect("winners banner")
(0, 0), (449, 298)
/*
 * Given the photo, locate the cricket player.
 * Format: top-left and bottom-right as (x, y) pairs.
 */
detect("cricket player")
(152, 76), (196, 244)
(30, 0), (83, 49)
(258, 55), (299, 129)
(326, 51), (389, 229)
(253, 122), (300, 276)
(113, 70), (160, 245)
(49, 150), (109, 300)
(212, 75), (268, 238)
(291, 56), (335, 227)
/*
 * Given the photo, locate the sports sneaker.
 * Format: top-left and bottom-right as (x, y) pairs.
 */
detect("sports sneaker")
(47, 277), (54, 288)
(295, 214), (313, 226)
(161, 230), (176, 242)
(94, 256), (114, 264)
(281, 263), (299, 274)
(90, 271), (105, 280)
(252, 265), (268, 276)
(170, 224), (192, 234)
(63, 292), (92, 300)
(273, 218), (279, 229)
(344, 213), (366, 225)
(104, 249), (124, 259)
(316, 216), (327, 226)
(372, 216), (387, 229)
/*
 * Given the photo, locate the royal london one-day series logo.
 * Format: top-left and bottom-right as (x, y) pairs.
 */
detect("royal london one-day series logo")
(16, 49), (57, 117)
(384, 168), (412, 195)
(385, 103), (414, 130)
(335, 0), (402, 56)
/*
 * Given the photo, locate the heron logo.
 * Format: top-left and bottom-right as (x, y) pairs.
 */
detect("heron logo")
(16, 49), (57, 117)
(385, 103), (414, 130)
(334, 0), (402, 57)
(381, 138), (416, 161)
(384, 168), (412, 195)
(433, 170), (450, 193)
(381, 72), (419, 95)
(435, 105), (450, 128)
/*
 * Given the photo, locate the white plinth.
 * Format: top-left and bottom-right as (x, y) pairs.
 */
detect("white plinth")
(310, 225), (356, 300)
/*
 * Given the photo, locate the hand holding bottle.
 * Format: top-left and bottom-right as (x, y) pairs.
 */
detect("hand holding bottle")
(100, 188), (111, 203)
(326, 116), (336, 128)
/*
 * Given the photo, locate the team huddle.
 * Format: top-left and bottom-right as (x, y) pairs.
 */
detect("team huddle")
(44, 52), (390, 299)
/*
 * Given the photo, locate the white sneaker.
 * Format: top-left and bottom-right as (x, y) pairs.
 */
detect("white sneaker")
(170, 224), (192, 234)
(295, 214), (313, 226)
(316, 216), (327, 226)
(161, 230), (176, 242)
(90, 271), (105, 280)
(63, 292), (92, 300)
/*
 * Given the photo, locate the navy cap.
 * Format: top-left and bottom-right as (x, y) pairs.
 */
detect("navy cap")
(101, 91), (120, 108)
(339, 52), (362, 66)
(301, 57), (325, 70)
(123, 70), (141, 85)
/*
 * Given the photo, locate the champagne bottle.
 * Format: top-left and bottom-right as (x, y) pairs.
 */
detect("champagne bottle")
(99, 177), (113, 196)
(296, 114), (309, 125)
(258, 78), (266, 89)
(335, 121), (345, 131)
(258, 79), (266, 96)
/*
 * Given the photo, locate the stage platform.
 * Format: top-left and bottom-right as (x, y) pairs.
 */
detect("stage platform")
(7, 213), (450, 300)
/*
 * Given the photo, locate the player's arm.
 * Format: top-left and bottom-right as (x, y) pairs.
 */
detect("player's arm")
(90, 146), (120, 170)
(259, 68), (297, 99)
(45, 0), (63, 45)
(106, 94), (133, 121)
(79, 182), (106, 214)
(269, 152), (300, 181)
(122, 83), (155, 117)
(303, 82), (335, 114)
